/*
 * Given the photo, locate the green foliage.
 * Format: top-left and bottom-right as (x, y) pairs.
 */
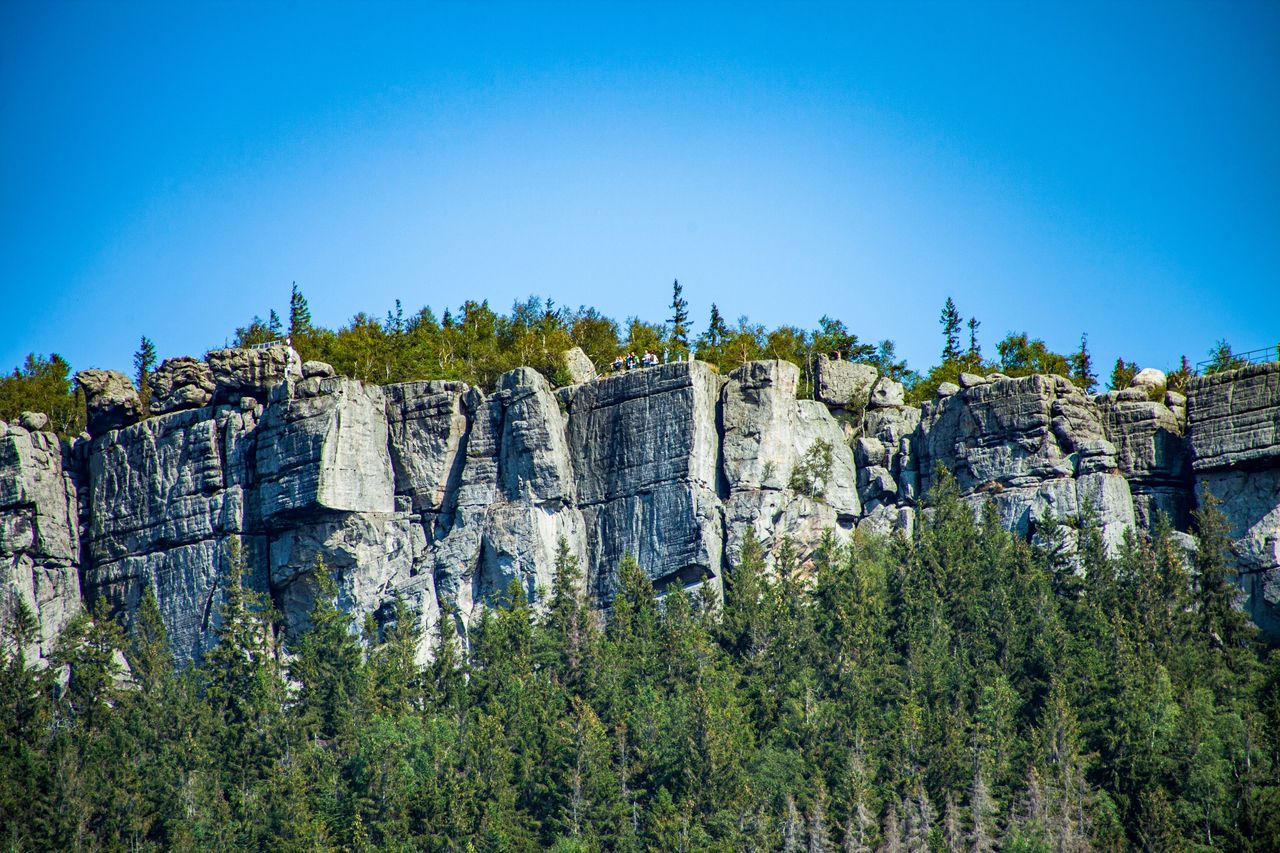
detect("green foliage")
(1110, 356), (1138, 390)
(3, 291), (1276, 849)
(0, 352), (85, 437)
(134, 335), (157, 415)
(668, 279), (690, 355)
(788, 439), (834, 499)
(1206, 338), (1247, 374)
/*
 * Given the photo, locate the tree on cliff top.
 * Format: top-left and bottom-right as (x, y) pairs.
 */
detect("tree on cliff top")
(668, 279), (690, 354)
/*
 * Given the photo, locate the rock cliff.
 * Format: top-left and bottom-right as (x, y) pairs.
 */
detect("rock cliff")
(4, 346), (1279, 663)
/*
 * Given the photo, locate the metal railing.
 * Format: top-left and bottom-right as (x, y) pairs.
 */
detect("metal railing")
(1196, 344), (1280, 375)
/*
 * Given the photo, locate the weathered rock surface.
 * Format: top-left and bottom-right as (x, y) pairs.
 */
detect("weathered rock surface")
(150, 357), (216, 414)
(0, 420), (81, 664)
(917, 374), (1134, 549)
(1186, 363), (1280, 632)
(568, 362), (721, 599)
(75, 369), (142, 436)
(1187, 362), (1280, 471)
(563, 347), (596, 385)
(8, 348), (1280, 663)
(206, 344), (300, 405)
(721, 360), (859, 566)
(1098, 393), (1191, 527)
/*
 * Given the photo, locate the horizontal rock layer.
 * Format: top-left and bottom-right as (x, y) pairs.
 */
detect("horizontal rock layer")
(4, 353), (1279, 662)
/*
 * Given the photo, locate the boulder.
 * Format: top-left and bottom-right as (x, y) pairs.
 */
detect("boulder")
(18, 412), (48, 431)
(937, 382), (960, 398)
(302, 360), (336, 379)
(869, 377), (905, 408)
(1130, 367), (1167, 390)
(958, 372), (988, 389)
(562, 347), (597, 385)
(206, 345), (300, 404)
(814, 355), (877, 409)
(149, 357), (216, 414)
(75, 369), (142, 437)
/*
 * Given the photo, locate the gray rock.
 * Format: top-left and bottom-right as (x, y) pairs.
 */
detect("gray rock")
(150, 357), (215, 414)
(1198, 468), (1280, 635)
(18, 412), (48, 431)
(1187, 362), (1280, 471)
(256, 377), (395, 519)
(814, 355), (877, 409)
(1117, 387), (1150, 402)
(958, 372), (988, 389)
(1130, 367), (1166, 389)
(720, 361), (859, 568)
(937, 382), (960, 398)
(206, 345), (300, 404)
(1, 423), (81, 664)
(918, 374), (1134, 549)
(1097, 395), (1191, 527)
(567, 362), (722, 600)
(302, 360), (336, 379)
(869, 377), (905, 408)
(563, 347), (597, 385)
(1165, 390), (1186, 408)
(385, 381), (475, 512)
(75, 369), (142, 437)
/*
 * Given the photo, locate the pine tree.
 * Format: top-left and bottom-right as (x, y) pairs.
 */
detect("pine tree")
(669, 279), (690, 354)
(965, 316), (982, 368)
(268, 309), (283, 339)
(940, 298), (962, 364)
(707, 304), (728, 347)
(133, 335), (157, 416)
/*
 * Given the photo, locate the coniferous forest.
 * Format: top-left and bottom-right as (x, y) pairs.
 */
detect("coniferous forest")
(3, 472), (1279, 851)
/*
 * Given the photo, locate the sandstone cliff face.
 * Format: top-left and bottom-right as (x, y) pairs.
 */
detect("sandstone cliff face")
(5, 349), (1279, 663)
(1186, 362), (1280, 633)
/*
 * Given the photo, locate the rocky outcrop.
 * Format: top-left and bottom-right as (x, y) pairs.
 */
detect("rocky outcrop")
(721, 360), (859, 566)
(7, 346), (1280, 663)
(206, 344), (300, 405)
(1097, 392), (1191, 527)
(150, 357), (216, 415)
(563, 347), (596, 386)
(917, 374), (1135, 550)
(1187, 362), (1280, 633)
(75, 369), (142, 437)
(0, 420), (82, 664)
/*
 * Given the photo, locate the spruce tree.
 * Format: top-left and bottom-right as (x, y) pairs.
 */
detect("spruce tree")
(669, 279), (690, 354)
(288, 557), (367, 742)
(133, 335), (157, 415)
(939, 297), (962, 364)
(289, 281), (312, 339)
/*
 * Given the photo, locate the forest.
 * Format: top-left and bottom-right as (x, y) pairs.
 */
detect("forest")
(3, 472), (1278, 851)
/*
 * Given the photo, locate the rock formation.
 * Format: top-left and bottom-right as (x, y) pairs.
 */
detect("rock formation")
(4, 347), (1279, 664)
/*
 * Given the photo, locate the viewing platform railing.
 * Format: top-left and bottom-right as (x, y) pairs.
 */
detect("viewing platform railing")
(1196, 344), (1280, 375)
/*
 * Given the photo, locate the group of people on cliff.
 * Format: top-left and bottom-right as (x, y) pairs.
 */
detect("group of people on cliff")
(611, 351), (662, 372)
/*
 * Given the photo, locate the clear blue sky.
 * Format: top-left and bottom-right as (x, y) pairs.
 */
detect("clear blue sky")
(3, 1), (1278, 381)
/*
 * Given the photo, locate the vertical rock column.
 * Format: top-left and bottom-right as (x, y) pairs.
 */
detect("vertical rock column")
(0, 419), (82, 664)
(567, 362), (724, 601)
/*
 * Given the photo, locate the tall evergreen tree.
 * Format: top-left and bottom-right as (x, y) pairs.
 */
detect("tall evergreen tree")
(133, 335), (157, 415)
(289, 281), (312, 339)
(939, 297), (962, 364)
(1068, 332), (1097, 393)
(669, 279), (690, 354)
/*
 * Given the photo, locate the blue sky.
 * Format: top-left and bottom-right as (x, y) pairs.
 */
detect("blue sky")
(2, 1), (1277, 381)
